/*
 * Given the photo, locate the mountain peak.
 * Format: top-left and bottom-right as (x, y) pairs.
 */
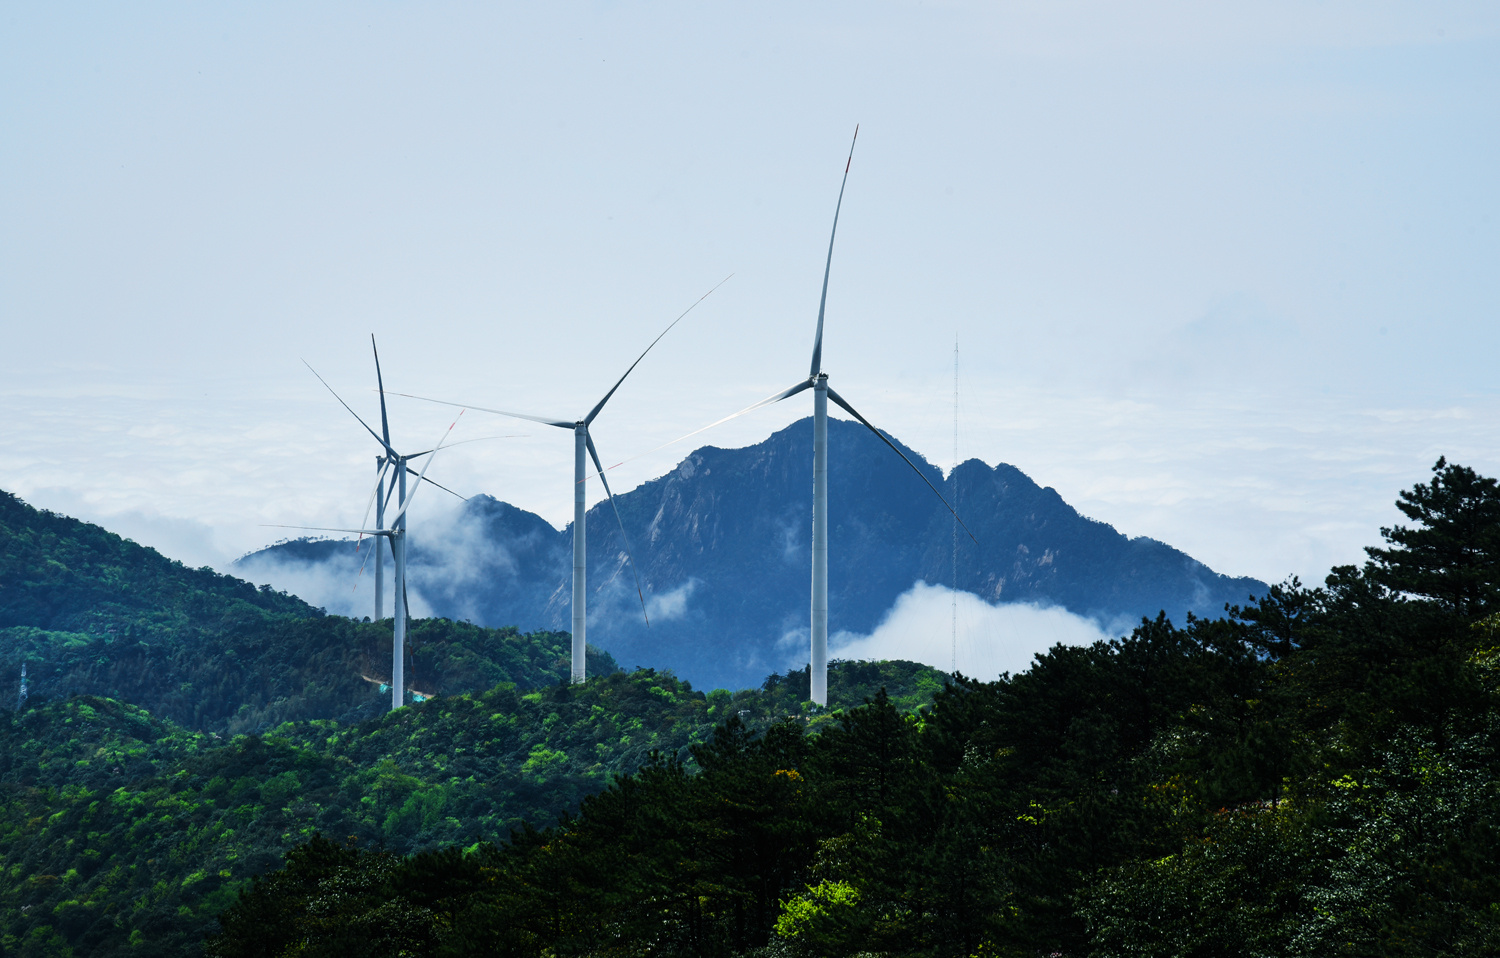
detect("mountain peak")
(237, 418), (1265, 689)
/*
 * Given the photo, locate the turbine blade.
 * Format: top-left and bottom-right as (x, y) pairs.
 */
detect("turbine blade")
(261, 524), (392, 536)
(584, 273), (735, 426)
(353, 536), (376, 591)
(439, 434), (528, 449)
(810, 125), (859, 378)
(664, 377), (814, 442)
(382, 473), (400, 515)
(392, 392), (572, 428)
(751, 378), (816, 412)
(403, 436), (520, 458)
(303, 359), (397, 458)
(358, 458), (394, 543)
(586, 434), (650, 627)
(586, 379), (816, 479)
(825, 385), (978, 544)
(391, 411), (465, 526)
(371, 335), (392, 448)
(420, 474), (468, 501)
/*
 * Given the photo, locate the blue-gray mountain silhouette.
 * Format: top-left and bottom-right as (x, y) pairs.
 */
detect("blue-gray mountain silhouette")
(236, 418), (1266, 690)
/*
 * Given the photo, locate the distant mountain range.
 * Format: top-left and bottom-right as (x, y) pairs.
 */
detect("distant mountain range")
(237, 418), (1268, 690)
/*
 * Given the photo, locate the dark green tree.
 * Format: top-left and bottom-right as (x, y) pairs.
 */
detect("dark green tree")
(1366, 457), (1500, 618)
(204, 834), (369, 958)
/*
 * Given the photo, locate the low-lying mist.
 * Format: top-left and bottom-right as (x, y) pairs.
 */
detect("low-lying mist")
(830, 581), (1116, 681)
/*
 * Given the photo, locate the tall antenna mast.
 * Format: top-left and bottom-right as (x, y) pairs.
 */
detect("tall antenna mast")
(952, 335), (959, 674)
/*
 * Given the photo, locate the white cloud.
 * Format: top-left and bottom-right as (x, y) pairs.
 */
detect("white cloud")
(646, 579), (698, 622)
(830, 582), (1114, 681)
(234, 544), (439, 621)
(234, 550), (373, 620)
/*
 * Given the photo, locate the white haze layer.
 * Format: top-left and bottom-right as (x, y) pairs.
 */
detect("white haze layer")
(231, 497), (518, 624)
(234, 543), (437, 622)
(830, 582), (1115, 682)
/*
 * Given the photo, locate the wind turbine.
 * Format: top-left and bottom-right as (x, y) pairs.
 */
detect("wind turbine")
(306, 337), (467, 622)
(398, 280), (729, 684)
(748, 127), (974, 705)
(268, 409), (460, 709)
(295, 338), (467, 710)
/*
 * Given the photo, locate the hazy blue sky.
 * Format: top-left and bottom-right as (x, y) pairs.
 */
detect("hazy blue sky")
(4, 1), (1499, 597)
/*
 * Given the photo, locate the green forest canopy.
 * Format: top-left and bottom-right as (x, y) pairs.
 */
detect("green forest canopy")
(0, 488), (623, 731)
(7, 459), (1500, 955)
(0, 654), (942, 955)
(0, 485), (951, 956)
(205, 459), (1500, 957)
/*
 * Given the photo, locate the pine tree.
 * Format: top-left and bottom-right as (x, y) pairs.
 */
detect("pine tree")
(1366, 457), (1500, 618)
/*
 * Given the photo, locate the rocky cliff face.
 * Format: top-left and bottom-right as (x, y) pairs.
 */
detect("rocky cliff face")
(236, 418), (1266, 689)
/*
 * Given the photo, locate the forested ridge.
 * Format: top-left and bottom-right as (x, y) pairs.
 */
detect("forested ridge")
(0, 487), (948, 955)
(6, 459), (1500, 956)
(0, 657), (945, 956)
(206, 459), (1500, 956)
(0, 489), (619, 732)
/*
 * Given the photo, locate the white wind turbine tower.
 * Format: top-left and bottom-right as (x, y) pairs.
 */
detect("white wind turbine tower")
(292, 338), (467, 710)
(746, 127), (975, 705)
(400, 281), (728, 684)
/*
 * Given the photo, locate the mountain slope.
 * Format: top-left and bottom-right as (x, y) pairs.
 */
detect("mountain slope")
(0, 660), (944, 957)
(239, 418), (1267, 689)
(0, 489), (313, 633)
(0, 490), (613, 731)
